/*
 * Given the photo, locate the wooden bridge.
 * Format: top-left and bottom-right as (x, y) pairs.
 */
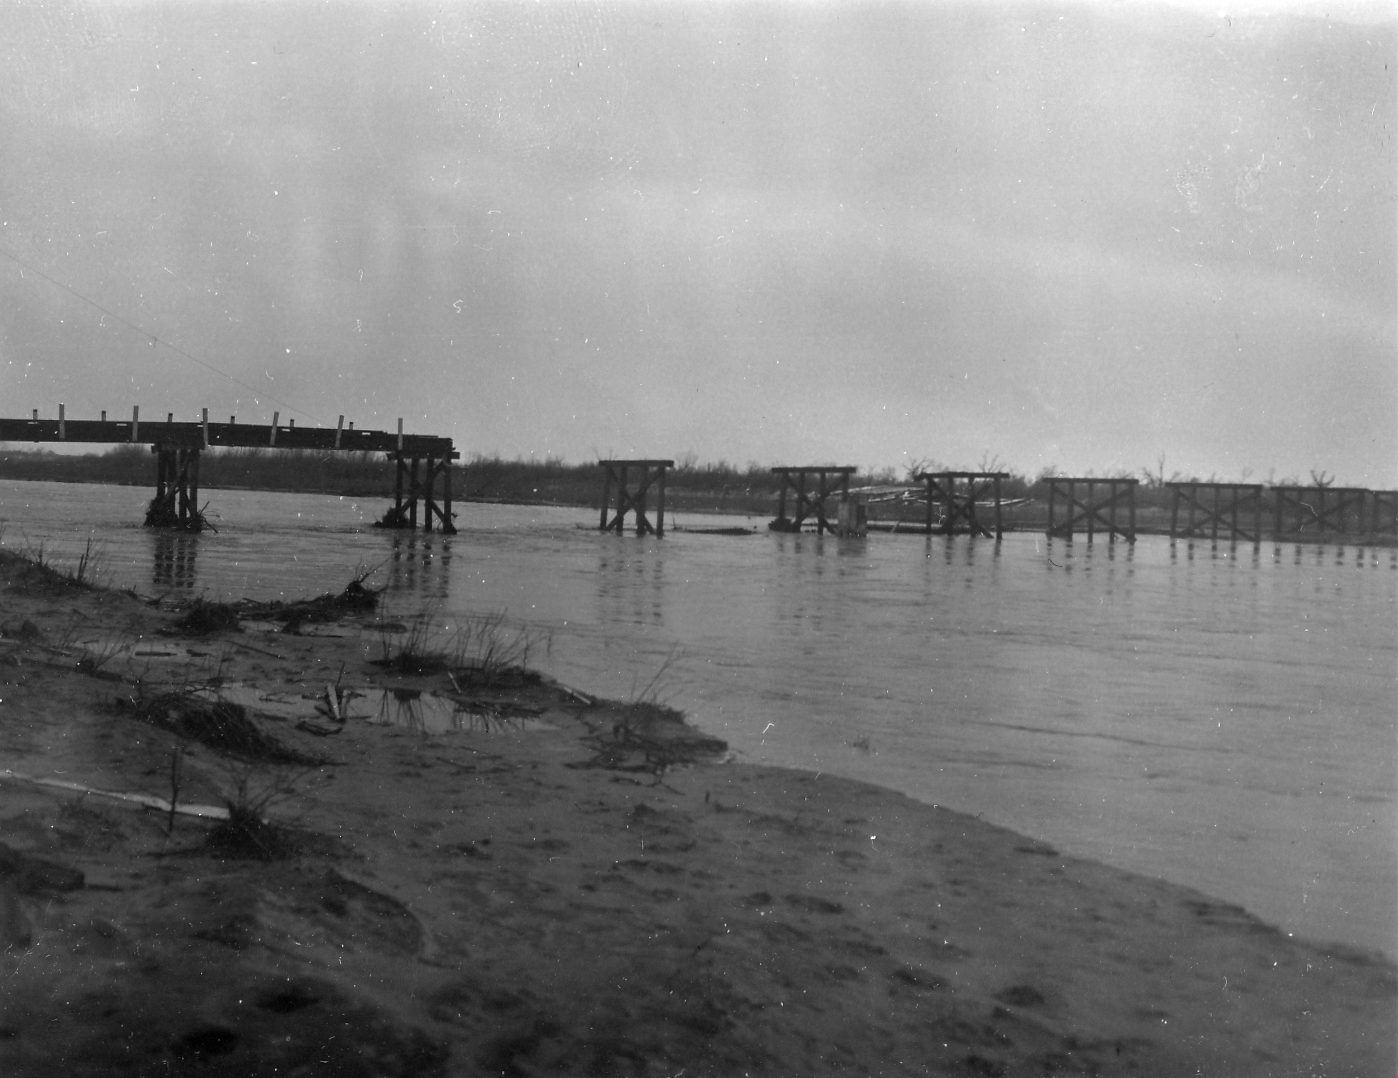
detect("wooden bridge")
(1, 407), (459, 533)
(1167, 482), (1397, 544)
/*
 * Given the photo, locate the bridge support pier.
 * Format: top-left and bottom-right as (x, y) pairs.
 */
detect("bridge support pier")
(1046, 477), (1137, 543)
(377, 453), (458, 533)
(599, 460), (674, 536)
(144, 444), (203, 531)
(770, 466), (857, 534)
(918, 471), (1010, 539)
(1168, 482), (1263, 544)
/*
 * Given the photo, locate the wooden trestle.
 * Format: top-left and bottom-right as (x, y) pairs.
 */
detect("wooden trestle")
(1371, 491), (1398, 539)
(378, 452), (457, 533)
(598, 460), (673, 536)
(1045, 477), (1137, 542)
(770, 467), (857, 534)
(1271, 486), (1375, 541)
(1, 408), (458, 533)
(1167, 482), (1264, 544)
(916, 471), (1010, 539)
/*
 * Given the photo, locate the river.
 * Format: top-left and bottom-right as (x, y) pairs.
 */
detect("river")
(2, 478), (1394, 957)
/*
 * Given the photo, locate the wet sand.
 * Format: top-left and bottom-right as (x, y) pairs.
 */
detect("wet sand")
(0, 550), (1393, 1076)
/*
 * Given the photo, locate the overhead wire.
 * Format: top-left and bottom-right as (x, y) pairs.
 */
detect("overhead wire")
(0, 244), (323, 424)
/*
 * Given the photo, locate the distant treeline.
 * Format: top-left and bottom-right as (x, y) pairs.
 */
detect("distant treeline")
(0, 444), (1342, 521)
(0, 446), (817, 514)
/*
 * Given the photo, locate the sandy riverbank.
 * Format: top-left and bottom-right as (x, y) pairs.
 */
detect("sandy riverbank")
(0, 550), (1393, 1077)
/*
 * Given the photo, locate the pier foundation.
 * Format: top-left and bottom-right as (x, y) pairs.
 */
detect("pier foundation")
(598, 460), (674, 536)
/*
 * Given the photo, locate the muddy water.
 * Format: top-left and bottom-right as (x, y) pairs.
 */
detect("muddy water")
(3, 479), (1394, 956)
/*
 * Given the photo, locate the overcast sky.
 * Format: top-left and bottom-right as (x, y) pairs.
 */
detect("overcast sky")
(1, 1), (1393, 485)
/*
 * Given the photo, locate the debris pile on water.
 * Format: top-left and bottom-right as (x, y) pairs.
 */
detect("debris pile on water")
(241, 576), (383, 627)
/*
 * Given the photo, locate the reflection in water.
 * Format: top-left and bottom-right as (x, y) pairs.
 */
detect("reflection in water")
(597, 540), (666, 627)
(372, 687), (551, 735)
(152, 532), (199, 591)
(387, 533), (453, 600)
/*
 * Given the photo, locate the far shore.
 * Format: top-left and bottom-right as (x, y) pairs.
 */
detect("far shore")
(0, 547), (1395, 1076)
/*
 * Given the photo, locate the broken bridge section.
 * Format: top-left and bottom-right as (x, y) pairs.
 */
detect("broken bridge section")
(1045, 477), (1138, 543)
(916, 471), (1010, 539)
(2, 407), (458, 534)
(598, 460), (673, 537)
(769, 466), (858, 535)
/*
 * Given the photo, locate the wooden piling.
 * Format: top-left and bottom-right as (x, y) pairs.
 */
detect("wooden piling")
(177, 450), (190, 524)
(441, 459), (456, 534)
(657, 467), (668, 537)
(617, 464), (629, 534)
(409, 456), (420, 529)
(423, 455), (435, 533)
(189, 449), (200, 526)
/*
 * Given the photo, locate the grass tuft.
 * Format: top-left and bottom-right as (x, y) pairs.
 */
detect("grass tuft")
(119, 687), (322, 766)
(204, 764), (304, 861)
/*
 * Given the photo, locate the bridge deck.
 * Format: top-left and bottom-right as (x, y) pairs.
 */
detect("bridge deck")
(0, 418), (456, 458)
